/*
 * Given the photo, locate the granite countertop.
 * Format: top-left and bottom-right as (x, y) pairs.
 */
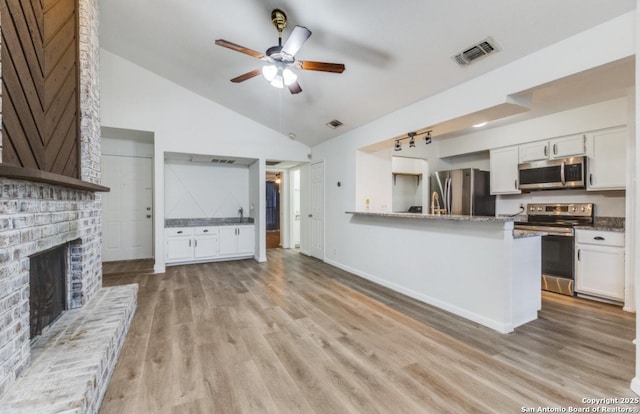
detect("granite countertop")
(165, 217), (255, 227)
(346, 211), (517, 223)
(574, 216), (625, 233)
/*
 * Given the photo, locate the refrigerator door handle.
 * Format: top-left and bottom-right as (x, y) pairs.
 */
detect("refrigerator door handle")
(443, 178), (448, 214)
(444, 178), (451, 214)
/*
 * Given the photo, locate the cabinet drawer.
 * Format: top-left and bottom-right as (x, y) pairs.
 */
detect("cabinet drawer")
(195, 227), (218, 236)
(166, 227), (194, 237)
(575, 229), (624, 247)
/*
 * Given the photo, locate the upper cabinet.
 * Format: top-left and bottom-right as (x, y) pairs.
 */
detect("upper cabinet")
(391, 156), (425, 175)
(586, 127), (627, 191)
(490, 146), (521, 195)
(519, 134), (586, 163)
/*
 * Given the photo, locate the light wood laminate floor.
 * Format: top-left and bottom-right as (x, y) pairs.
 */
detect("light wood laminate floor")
(101, 249), (636, 414)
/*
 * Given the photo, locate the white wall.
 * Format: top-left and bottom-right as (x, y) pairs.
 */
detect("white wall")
(100, 49), (310, 271)
(311, 11), (634, 292)
(164, 160), (250, 219)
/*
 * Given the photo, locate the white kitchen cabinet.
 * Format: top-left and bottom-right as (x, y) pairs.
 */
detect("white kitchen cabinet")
(166, 226), (219, 264)
(518, 141), (549, 163)
(391, 156), (424, 175)
(575, 229), (625, 302)
(490, 146), (521, 195)
(193, 227), (219, 259)
(219, 225), (255, 257)
(519, 134), (586, 163)
(586, 127), (627, 191)
(166, 228), (194, 262)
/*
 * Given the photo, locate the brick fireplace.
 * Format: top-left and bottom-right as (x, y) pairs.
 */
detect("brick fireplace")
(0, 1), (135, 408)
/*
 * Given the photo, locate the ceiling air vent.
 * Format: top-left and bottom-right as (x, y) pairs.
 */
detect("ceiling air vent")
(326, 119), (343, 129)
(211, 158), (235, 164)
(453, 37), (500, 66)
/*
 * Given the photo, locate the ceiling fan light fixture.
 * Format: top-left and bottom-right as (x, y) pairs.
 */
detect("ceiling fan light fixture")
(270, 75), (284, 89)
(262, 65), (277, 81)
(282, 68), (297, 86)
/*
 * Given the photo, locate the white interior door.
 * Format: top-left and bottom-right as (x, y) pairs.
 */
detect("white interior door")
(101, 155), (153, 261)
(310, 161), (324, 259)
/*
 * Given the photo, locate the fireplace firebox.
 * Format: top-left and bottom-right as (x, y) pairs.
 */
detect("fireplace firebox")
(29, 245), (67, 339)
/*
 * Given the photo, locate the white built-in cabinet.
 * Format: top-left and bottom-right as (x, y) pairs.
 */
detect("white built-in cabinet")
(489, 146), (521, 195)
(586, 127), (627, 191)
(575, 229), (625, 302)
(489, 127), (626, 195)
(165, 225), (254, 265)
(518, 133), (586, 163)
(391, 156), (424, 175)
(219, 225), (255, 257)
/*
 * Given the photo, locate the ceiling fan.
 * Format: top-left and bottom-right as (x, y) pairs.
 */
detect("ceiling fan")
(215, 9), (345, 94)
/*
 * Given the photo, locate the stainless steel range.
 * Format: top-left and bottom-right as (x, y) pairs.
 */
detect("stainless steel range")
(514, 203), (594, 296)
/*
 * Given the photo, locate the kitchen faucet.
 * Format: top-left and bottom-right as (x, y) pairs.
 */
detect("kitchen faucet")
(430, 191), (441, 215)
(238, 207), (244, 222)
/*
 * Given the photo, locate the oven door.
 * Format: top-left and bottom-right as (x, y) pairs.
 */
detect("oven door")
(541, 233), (575, 296)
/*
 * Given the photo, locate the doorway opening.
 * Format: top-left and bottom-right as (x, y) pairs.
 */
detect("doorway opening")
(266, 171), (281, 249)
(100, 127), (154, 262)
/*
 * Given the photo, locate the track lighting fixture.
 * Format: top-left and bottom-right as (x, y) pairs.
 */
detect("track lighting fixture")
(392, 130), (432, 151)
(424, 130), (432, 145)
(408, 132), (416, 148)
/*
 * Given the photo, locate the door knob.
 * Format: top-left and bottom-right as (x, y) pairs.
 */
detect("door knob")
(146, 214), (151, 218)
(146, 207), (151, 211)
(308, 214), (313, 218)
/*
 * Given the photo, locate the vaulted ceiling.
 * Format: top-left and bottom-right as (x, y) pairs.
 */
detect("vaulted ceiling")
(99, 1), (636, 147)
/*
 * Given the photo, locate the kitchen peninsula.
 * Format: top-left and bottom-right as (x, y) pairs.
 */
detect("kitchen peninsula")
(345, 211), (542, 333)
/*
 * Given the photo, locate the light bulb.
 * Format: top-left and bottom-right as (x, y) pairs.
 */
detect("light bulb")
(282, 68), (297, 86)
(270, 75), (284, 89)
(262, 65), (277, 81)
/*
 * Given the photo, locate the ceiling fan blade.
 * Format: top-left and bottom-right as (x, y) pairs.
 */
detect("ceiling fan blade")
(282, 26), (312, 57)
(215, 39), (265, 59)
(299, 61), (345, 73)
(230, 69), (262, 83)
(288, 81), (302, 95)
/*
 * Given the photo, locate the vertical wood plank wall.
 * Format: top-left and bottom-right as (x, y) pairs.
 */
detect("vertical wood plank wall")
(0, 0), (79, 178)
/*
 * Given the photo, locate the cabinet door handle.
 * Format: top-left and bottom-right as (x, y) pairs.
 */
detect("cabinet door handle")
(177, 230), (183, 234)
(544, 146), (548, 157)
(189, 239), (191, 247)
(577, 249), (581, 261)
(589, 173), (593, 186)
(514, 179), (518, 189)
(203, 229), (208, 233)
(594, 236), (605, 241)
(553, 144), (557, 155)
(195, 240), (198, 247)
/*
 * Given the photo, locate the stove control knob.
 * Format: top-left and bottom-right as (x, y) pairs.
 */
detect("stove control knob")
(581, 206), (587, 212)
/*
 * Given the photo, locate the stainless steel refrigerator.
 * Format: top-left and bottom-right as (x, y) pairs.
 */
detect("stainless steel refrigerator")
(430, 169), (495, 216)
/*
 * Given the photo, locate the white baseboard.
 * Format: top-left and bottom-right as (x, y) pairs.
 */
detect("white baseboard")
(153, 263), (166, 274)
(324, 258), (513, 334)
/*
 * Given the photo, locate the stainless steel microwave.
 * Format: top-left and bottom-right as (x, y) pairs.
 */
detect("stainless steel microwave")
(518, 156), (586, 191)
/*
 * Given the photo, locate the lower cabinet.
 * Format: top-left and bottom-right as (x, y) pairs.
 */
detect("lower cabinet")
(166, 224), (255, 265)
(219, 225), (256, 257)
(575, 229), (624, 302)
